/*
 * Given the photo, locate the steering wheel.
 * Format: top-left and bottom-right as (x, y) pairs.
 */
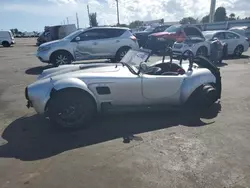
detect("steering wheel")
(140, 63), (162, 75)
(152, 67), (162, 75)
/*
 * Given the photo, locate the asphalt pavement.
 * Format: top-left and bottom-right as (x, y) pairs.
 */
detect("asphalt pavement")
(0, 38), (250, 188)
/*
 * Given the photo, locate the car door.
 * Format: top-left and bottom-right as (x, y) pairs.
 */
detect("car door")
(73, 30), (109, 60)
(141, 74), (185, 104)
(91, 28), (127, 58)
(223, 32), (241, 54)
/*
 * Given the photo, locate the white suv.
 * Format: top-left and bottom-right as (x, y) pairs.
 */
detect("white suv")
(36, 27), (139, 66)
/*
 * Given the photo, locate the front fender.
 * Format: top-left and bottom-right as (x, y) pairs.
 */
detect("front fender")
(52, 78), (100, 109)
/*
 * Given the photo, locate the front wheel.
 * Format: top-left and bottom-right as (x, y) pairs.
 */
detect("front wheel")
(2, 41), (10, 47)
(196, 47), (208, 57)
(50, 51), (73, 67)
(48, 89), (96, 129)
(234, 45), (243, 57)
(115, 47), (130, 62)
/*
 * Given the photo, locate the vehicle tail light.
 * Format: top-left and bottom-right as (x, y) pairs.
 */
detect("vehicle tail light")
(130, 35), (137, 42)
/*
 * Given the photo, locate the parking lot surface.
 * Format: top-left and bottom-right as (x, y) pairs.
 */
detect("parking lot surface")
(0, 38), (250, 188)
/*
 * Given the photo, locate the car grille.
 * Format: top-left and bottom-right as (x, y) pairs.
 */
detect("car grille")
(173, 43), (183, 49)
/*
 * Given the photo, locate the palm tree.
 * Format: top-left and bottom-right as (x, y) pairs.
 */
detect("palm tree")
(229, 13), (236, 20)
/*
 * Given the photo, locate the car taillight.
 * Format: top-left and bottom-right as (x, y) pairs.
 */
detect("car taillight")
(130, 35), (137, 42)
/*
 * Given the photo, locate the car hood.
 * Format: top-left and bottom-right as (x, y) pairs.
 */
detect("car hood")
(37, 63), (130, 81)
(39, 39), (64, 47)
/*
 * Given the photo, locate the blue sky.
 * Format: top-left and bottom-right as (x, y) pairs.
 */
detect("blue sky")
(0, 0), (249, 32)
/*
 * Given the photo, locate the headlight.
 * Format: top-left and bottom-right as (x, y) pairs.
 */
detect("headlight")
(38, 46), (51, 52)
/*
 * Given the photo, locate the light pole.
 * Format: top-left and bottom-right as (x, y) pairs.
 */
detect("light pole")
(209, 0), (216, 23)
(115, 0), (120, 25)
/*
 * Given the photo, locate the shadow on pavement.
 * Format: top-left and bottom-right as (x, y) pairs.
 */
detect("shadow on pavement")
(0, 103), (221, 161)
(224, 54), (250, 60)
(216, 62), (228, 67)
(25, 65), (53, 75)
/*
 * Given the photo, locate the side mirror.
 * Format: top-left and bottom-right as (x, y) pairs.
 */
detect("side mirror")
(75, 36), (80, 41)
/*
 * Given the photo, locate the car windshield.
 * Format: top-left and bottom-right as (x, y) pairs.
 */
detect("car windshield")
(144, 27), (155, 32)
(165, 25), (181, 33)
(63, 29), (84, 40)
(202, 32), (215, 40)
(120, 49), (151, 74)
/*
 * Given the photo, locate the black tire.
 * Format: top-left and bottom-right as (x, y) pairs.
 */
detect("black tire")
(115, 47), (130, 62)
(196, 47), (208, 57)
(2, 41), (10, 47)
(234, 45), (243, 57)
(186, 84), (218, 110)
(48, 89), (96, 129)
(50, 50), (73, 66)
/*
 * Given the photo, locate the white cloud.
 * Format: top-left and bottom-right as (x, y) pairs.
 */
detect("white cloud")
(1, 0), (250, 28)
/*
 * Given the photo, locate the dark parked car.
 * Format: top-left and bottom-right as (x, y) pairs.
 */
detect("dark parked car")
(133, 25), (171, 47)
(145, 24), (204, 53)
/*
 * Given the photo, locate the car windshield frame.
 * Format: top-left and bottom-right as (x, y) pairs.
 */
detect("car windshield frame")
(164, 25), (181, 33)
(63, 29), (85, 40)
(119, 49), (152, 75)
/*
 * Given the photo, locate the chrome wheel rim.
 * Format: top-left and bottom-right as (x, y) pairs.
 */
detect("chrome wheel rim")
(57, 104), (84, 127)
(197, 49), (205, 56)
(235, 46), (242, 56)
(56, 54), (68, 65)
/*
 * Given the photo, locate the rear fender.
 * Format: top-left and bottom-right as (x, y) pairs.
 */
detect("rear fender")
(51, 78), (100, 110)
(180, 71), (216, 104)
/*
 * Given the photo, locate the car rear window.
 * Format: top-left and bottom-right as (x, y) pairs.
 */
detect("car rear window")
(164, 25), (181, 33)
(104, 29), (126, 38)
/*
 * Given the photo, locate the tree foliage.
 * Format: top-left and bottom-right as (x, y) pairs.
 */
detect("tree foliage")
(128, 20), (143, 28)
(89, 12), (98, 27)
(229, 13), (236, 20)
(179, 17), (197, 24)
(214, 7), (227, 22)
(201, 15), (210, 23)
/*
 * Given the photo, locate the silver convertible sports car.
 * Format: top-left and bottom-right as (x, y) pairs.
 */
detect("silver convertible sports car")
(25, 49), (222, 129)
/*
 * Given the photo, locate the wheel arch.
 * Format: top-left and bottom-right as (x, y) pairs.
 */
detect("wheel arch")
(115, 46), (131, 55)
(45, 78), (100, 113)
(184, 82), (216, 104)
(2, 41), (10, 46)
(235, 44), (244, 51)
(180, 74), (216, 104)
(196, 45), (208, 55)
(49, 49), (75, 62)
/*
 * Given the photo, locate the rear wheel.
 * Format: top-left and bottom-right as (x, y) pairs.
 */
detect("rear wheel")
(234, 45), (243, 57)
(186, 84), (218, 109)
(48, 89), (96, 129)
(115, 47), (130, 62)
(50, 51), (73, 66)
(2, 41), (10, 47)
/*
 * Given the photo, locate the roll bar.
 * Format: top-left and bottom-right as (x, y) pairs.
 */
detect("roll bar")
(161, 47), (195, 71)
